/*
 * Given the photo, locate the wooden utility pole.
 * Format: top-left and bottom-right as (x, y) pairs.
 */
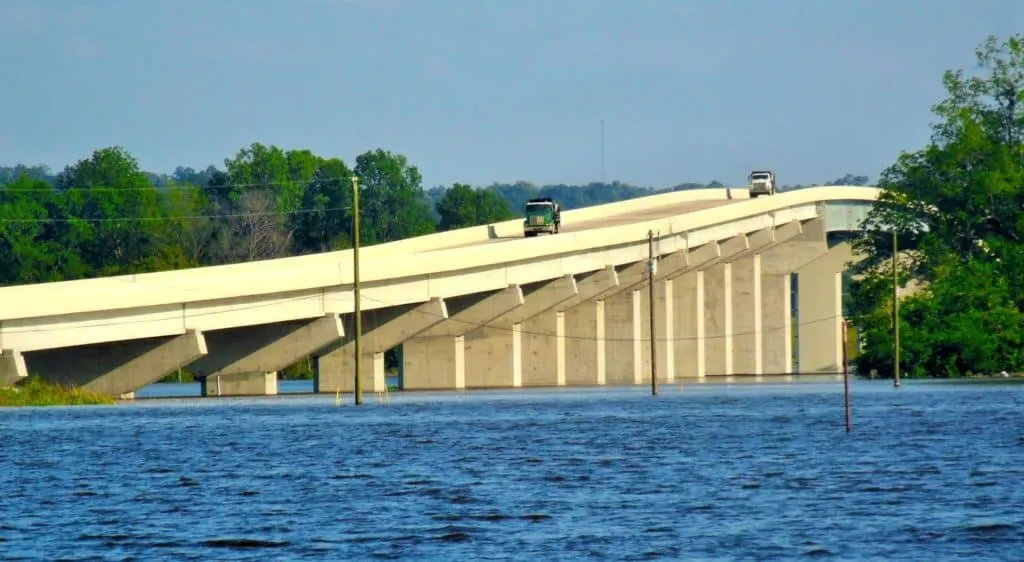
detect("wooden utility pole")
(648, 230), (658, 396)
(352, 176), (364, 405)
(842, 320), (851, 432)
(892, 230), (901, 389)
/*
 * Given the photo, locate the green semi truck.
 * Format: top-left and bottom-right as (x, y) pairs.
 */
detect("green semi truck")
(523, 197), (561, 237)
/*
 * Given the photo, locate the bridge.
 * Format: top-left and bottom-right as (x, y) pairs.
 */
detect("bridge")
(0, 185), (880, 398)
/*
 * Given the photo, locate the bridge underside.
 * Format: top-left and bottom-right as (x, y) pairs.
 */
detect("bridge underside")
(8, 216), (870, 397)
(383, 217), (864, 392)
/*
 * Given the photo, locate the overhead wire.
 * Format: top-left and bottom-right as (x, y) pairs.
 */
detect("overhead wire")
(0, 176), (349, 193)
(0, 205), (352, 224)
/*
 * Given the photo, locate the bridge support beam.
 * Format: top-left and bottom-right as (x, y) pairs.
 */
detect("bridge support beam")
(463, 276), (578, 388)
(583, 262), (652, 386)
(664, 234), (752, 380)
(194, 314), (343, 397)
(703, 262), (733, 377)
(727, 220), (805, 378)
(731, 254), (762, 377)
(315, 298), (447, 394)
(562, 267), (620, 386)
(761, 272), (793, 375)
(520, 310), (567, 387)
(795, 242), (862, 373)
(20, 330), (207, 398)
(402, 286), (524, 390)
(1, 349), (27, 386)
(665, 237), (748, 381)
(671, 270), (705, 379)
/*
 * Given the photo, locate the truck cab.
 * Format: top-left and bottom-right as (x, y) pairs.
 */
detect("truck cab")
(748, 170), (776, 198)
(523, 197), (561, 237)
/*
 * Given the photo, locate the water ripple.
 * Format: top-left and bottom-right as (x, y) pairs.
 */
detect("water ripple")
(1, 381), (1022, 560)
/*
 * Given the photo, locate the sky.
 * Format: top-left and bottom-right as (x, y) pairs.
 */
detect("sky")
(2, 0), (1022, 189)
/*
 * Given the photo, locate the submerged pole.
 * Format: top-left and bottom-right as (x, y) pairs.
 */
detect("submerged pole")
(842, 320), (851, 432)
(352, 175), (363, 406)
(648, 230), (658, 396)
(892, 230), (901, 388)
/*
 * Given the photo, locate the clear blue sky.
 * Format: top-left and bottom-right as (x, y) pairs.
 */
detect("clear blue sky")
(2, 0), (1021, 189)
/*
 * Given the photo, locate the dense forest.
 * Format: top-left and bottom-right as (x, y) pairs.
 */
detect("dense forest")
(849, 34), (1024, 378)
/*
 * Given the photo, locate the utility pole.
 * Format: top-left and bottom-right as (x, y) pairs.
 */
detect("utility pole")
(600, 119), (606, 185)
(892, 229), (901, 389)
(352, 176), (364, 405)
(648, 230), (658, 396)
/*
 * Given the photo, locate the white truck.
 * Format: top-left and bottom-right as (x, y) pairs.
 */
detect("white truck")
(748, 170), (776, 198)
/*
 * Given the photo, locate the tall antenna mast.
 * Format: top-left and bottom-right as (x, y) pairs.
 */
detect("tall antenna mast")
(600, 119), (606, 184)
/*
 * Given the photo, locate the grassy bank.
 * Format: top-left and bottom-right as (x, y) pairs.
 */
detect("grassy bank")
(0, 377), (115, 407)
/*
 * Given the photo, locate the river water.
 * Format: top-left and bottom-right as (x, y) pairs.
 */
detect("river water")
(2, 380), (1022, 560)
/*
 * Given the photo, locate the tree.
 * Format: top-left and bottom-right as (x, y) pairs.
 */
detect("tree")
(292, 158), (353, 253)
(826, 174), (871, 186)
(0, 175), (68, 283)
(53, 146), (171, 276)
(850, 34), (1024, 377)
(352, 149), (435, 244)
(435, 183), (515, 231)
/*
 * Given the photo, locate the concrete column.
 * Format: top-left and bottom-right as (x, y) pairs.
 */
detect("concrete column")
(463, 276), (577, 388)
(462, 332), (518, 389)
(316, 298), (447, 394)
(563, 300), (603, 385)
(731, 254), (762, 376)
(403, 286), (523, 390)
(195, 314), (343, 397)
(559, 267), (618, 386)
(704, 262), (732, 376)
(603, 289), (642, 384)
(761, 273), (793, 375)
(520, 310), (566, 386)
(660, 279), (674, 382)
(22, 330), (208, 397)
(672, 270), (705, 380)
(201, 372), (277, 397)
(796, 243), (859, 373)
(632, 278), (673, 384)
(1, 349), (28, 386)
(401, 337), (466, 389)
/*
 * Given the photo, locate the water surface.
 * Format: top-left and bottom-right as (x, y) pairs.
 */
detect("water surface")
(2, 381), (1022, 560)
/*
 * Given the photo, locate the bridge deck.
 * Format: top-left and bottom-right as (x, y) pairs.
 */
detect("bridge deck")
(426, 199), (738, 251)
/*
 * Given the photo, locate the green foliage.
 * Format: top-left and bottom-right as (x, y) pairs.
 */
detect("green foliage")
(353, 149), (436, 244)
(435, 183), (515, 230)
(0, 376), (116, 407)
(851, 33), (1024, 378)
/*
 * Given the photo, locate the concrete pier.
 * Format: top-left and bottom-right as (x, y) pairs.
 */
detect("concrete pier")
(195, 314), (343, 397)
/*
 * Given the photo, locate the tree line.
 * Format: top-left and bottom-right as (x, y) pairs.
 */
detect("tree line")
(849, 33), (1024, 378)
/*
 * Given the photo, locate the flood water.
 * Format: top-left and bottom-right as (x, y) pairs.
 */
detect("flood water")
(2, 380), (1022, 560)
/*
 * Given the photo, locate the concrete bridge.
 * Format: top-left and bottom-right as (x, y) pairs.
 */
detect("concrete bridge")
(0, 185), (880, 398)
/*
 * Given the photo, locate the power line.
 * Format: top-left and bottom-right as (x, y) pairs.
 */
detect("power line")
(0, 205), (352, 224)
(0, 177), (349, 193)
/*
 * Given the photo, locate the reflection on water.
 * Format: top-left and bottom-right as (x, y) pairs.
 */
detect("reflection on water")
(2, 381), (1022, 560)
(134, 378), (401, 398)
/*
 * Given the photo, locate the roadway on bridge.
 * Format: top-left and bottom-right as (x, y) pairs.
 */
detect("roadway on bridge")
(425, 198), (739, 252)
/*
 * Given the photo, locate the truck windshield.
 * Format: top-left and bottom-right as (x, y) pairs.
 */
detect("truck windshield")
(526, 203), (551, 213)
(751, 175), (770, 181)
